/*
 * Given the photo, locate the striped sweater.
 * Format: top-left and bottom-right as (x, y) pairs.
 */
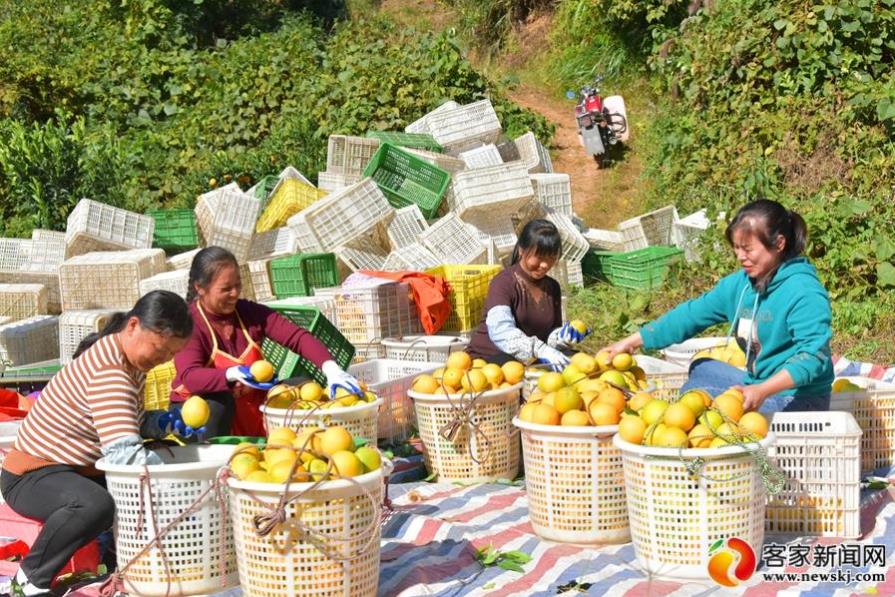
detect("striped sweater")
(11, 334), (146, 468)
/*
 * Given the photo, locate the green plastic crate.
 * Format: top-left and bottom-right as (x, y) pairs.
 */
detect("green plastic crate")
(0, 359), (62, 386)
(363, 143), (450, 219)
(269, 253), (339, 299)
(582, 246), (683, 291)
(252, 174), (280, 213)
(260, 306), (355, 385)
(149, 209), (199, 253)
(366, 131), (443, 153)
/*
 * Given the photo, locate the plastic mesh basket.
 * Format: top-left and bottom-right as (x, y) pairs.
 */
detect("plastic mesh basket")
(426, 99), (503, 149)
(530, 173), (572, 216)
(248, 227), (297, 262)
(405, 100), (460, 135)
(583, 246), (683, 291)
(583, 228), (625, 252)
(317, 171), (362, 193)
(829, 377), (895, 474)
(256, 179), (326, 233)
(545, 209), (590, 263)
(409, 385), (522, 483)
(349, 359), (439, 442)
(381, 335), (469, 362)
(65, 199), (155, 258)
(363, 143), (450, 219)
(513, 132), (553, 173)
(245, 259), (275, 303)
(269, 253), (339, 299)
(404, 148), (467, 175)
(766, 411), (861, 539)
(59, 249), (167, 310)
(515, 419), (629, 544)
(387, 204), (429, 250)
(0, 284), (47, 322)
(166, 248), (201, 272)
(420, 214), (488, 266)
(382, 244), (440, 272)
(326, 135), (381, 176)
(614, 434), (772, 579)
(426, 264), (502, 333)
(635, 355), (689, 401)
(314, 282), (421, 345)
(96, 445), (237, 597)
(335, 238), (389, 273)
(58, 310), (114, 364)
(194, 184), (262, 263)
(366, 131), (443, 152)
(263, 296), (338, 328)
(447, 162), (535, 221)
(0, 315), (59, 366)
(227, 466), (383, 597)
(148, 209), (198, 254)
(618, 205), (679, 252)
(458, 144), (504, 169)
(144, 360), (176, 411)
(466, 217), (518, 256)
(139, 269), (190, 299)
(260, 399), (381, 443)
(249, 166), (314, 213)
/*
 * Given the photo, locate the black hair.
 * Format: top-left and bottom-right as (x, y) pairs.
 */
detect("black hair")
(186, 246), (239, 303)
(725, 199), (808, 261)
(510, 219), (562, 265)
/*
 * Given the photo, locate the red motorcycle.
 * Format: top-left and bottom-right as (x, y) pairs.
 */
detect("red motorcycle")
(567, 76), (629, 167)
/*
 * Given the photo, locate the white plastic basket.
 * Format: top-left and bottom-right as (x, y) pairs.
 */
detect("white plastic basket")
(314, 282), (420, 345)
(96, 445), (237, 597)
(287, 178), (394, 253)
(31, 229), (66, 243)
(614, 434), (773, 579)
(515, 419), (629, 544)
(409, 384), (522, 483)
(419, 213), (488, 265)
(0, 238), (64, 274)
(466, 217), (518, 256)
(326, 135), (380, 176)
(382, 335), (469, 362)
(165, 248), (201, 272)
(335, 237), (389, 273)
(382, 244), (441, 272)
(673, 209), (711, 262)
(262, 296), (339, 327)
(0, 315), (59, 366)
(59, 249), (167, 311)
(348, 359), (440, 442)
(511, 199), (548, 235)
(447, 162), (535, 221)
(634, 355), (689, 401)
(406, 100), (460, 134)
(514, 132), (553, 174)
(617, 205), (679, 252)
(227, 465), (384, 597)
(545, 208), (590, 263)
(260, 399), (382, 443)
(317, 170), (362, 193)
(458, 144), (504, 169)
(58, 310), (115, 364)
(0, 283), (47, 321)
(829, 377), (895, 474)
(404, 148), (467, 174)
(195, 184), (261, 263)
(351, 341), (385, 364)
(530, 173), (571, 216)
(766, 411), (861, 539)
(65, 199), (154, 258)
(427, 99), (503, 149)
(661, 336), (729, 368)
(387, 204), (429, 250)
(248, 227), (297, 261)
(244, 259), (275, 303)
(139, 269), (190, 299)
(583, 228), (625, 251)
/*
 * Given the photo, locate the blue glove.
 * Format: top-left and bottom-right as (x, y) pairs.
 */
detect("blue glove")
(536, 345), (571, 372)
(322, 360), (362, 399)
(548, 322), (590, 350)
(225, 365), (278, 391)
(157, 410), (205, 439)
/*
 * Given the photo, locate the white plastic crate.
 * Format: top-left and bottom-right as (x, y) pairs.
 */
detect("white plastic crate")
(673, 209), (711, 262)
(165, 248), (201, 272)
(404, 148), (467, 174)
(351, 341), (385, 364)
(314, 281), (421, 345)
(335, 237), (389, 273)
(317, 170), (361, 193)
(766, 411), (861, 539)
(514, 132), (553, 174)
(617, 205), (679, 252)
(530, 173), (572, 216)
(194, 184), (261, 263)
(381, 335), (469, 362)
(244, 259), (274, 302)
(287, 178), (394, 253)
(583, 228), (625, 251)
(348, 358), (440, 442)
(58, 310), (115, 364)
(448, 162), (535, 221)
(466, 217), (518, 256)
(382, 244), (440, 272)
(566, 259), (584, 288)
(426, 99), (503, 149)
(326, 135), (380, 176)
(635, 354), (689, 401)
(0, 238), (65, 274)
(247, 226), (296, 261)
(419, 213), (487, 265)
(139, 269), (190, 299)
(31, 229), (66, 243)
(458, 144), (503, 169)
(64, 199), (155, 258)
(0, 315), (59, 366)
(406, 100), (460, 134)
(511, 199), (548, 234)
(660, 336), (729, 368)
(545, 208), (590, 262)
(0, 284), (47, 321)
(387, 204), (429, 250)
(0, 273), (60, 315)
(59, 249), (167, 311)
(830, 377), (895, 474)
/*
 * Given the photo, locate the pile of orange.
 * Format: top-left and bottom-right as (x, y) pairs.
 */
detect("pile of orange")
(411, 351), (523, 395)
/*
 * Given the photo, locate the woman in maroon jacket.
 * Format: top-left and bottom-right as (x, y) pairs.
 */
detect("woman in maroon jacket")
(169, 247), (359, 437)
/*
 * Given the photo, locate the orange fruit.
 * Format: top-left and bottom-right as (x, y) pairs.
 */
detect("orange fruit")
(446, 351), (473, 371)
(299, 382), (324, 402)
(611, 353), (634, 371)
(501, 361), (525, 384)
(713, 394), (744, 423)
(596, 387), (626, 413)
(721, 388), (745, 403)
(618, 415), (647, 444)
(647, 423), (668, 446)
(442, 367), (464, 390)
(519, 402), (539, 422)
(595, 350), (612, 371)
(330, 451), (364, 478)
(319, 427), (354, 457)
(412, 374), (439, 394)
(531, 404), (561, 426)
(656, 426), (689, 448)
(628, 391), (653, 411)
(589, 401), (620, 426)
(688, 424), (713, 448)
(249, 360), (275, 382)
(699, 409), (724, 431)
(561, 410), (590, 426)
(460, 369), (489, 392)
(738, 412), (769, 439)
(663, 402), (696, 431)
(554, 387), (583, 414)
(640, 399), (669, 425)
(537, 372), (565, 393)
(472, 358), (487, 369)
(481, 363), (504, 386)
(678, 391), (708, 417)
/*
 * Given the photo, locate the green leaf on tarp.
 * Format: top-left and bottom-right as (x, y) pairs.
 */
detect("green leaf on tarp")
(497, 559), (525, 572)
(503, 550), (532, 564)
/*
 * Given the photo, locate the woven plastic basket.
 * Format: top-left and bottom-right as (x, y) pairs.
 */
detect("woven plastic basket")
(348, 359), (440, 442)
(617, 205), (679, 252)
(363, 143), (450, 219)
(58, 310), (114, 364)
(447, 162), (535, 221)
(405, 100), (459, 135)
(144, 360), (176, 411)
(226, 464), (384, 597)
(614, 434), (773, 579)
(426, 99), (503, 149)
(194, 184), (262, 263)
(260, 399), (381, 443)
(673, 209), (711, 262)
(829, 377), (895, 474)
(381, 335), (469, 362)
(366, 130), (443, 152)
(458, 144), (504, 169)
(59, 249), (166, 311)
(244, 259), (274, 303)
(326, 135), (381, 176)
(387, 204), (429, 250)
(249, 166), (314, 213)
(269, 253), (339, 299)
(515, 419), (629, 544)
(65, 199), (154, 258)
(660, 336), (729, 368)
(148, 209), (198, 254)
(426, 264), (502, 333)
(513, 132), (553, 173)
(96, 445), (237, 597)
(409, 384), (522, 483)
(139, 269), (190, 299)
(0, 316), (59, 366)
(530, 173), (572, 216)
(314, 282), (421, 345)
(466, 217), (518, 257)
(420, 213), (488, 266)
(766, 411), (861, 539)
(263, 296), (338, 328)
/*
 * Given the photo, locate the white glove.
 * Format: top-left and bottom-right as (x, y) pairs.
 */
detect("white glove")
(535, 344), (571, 372)
(548, 322), (589, 350)
(321, 360), (362, 399)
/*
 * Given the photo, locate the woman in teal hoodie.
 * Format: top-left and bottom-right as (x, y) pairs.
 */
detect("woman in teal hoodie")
(603, 199), (833, 415)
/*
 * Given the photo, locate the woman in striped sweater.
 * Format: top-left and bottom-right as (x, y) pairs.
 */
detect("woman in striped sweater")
(0, 290), (194, 597)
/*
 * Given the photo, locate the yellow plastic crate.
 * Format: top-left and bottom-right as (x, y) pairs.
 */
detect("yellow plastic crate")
(144, 360), (176, 411)
(426, 264), (501, 333)
(255, 179), (326, 232)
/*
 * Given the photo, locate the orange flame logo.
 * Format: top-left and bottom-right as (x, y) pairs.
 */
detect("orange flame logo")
(707, 537), (757, 587)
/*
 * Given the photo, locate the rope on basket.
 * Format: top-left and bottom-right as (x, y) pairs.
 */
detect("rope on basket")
(436, 373), (494, 467)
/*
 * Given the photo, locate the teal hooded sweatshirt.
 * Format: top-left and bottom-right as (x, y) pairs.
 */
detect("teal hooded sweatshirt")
(640, 257), (834, 398)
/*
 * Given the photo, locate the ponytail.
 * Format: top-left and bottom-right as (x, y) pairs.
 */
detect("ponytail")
(725, 199), (808, 261)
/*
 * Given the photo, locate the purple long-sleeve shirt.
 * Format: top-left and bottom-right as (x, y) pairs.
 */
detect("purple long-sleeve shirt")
(171, 299), (331, 400)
